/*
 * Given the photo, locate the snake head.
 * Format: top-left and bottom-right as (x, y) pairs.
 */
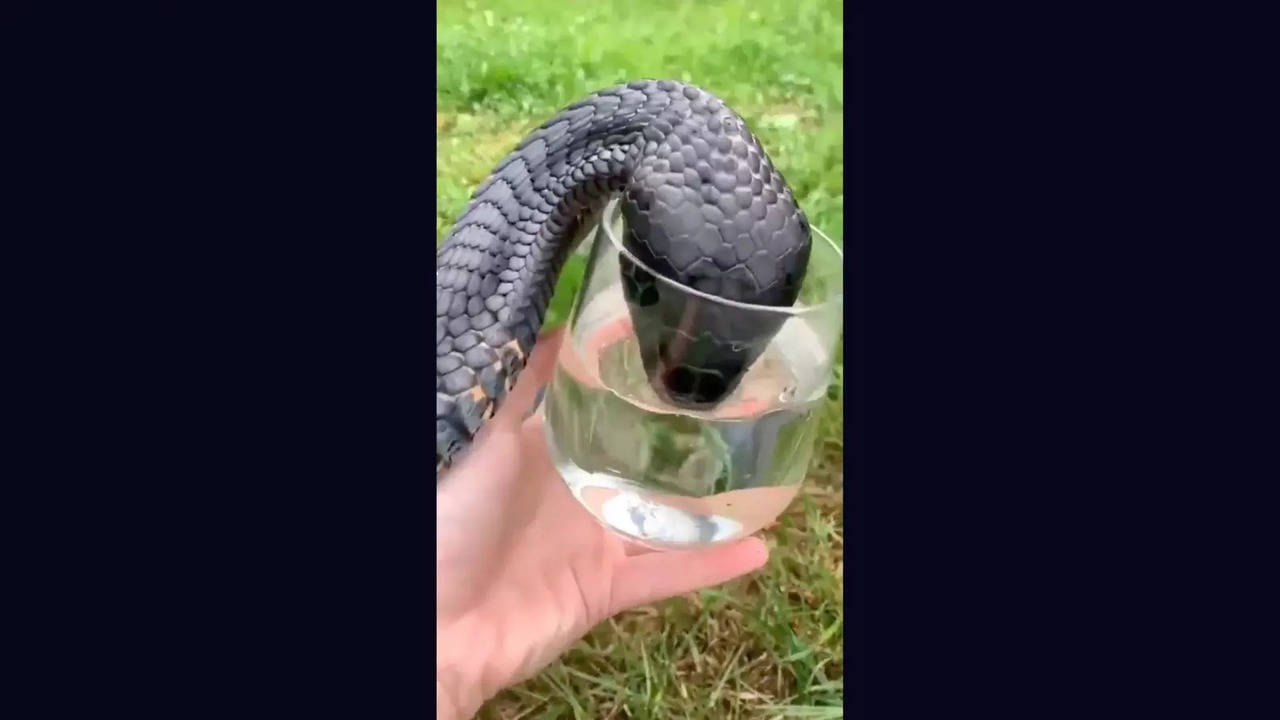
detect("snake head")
(620, 252), (787, 408)
(618, 181), (810, 409)
(615, 133), (810, 409)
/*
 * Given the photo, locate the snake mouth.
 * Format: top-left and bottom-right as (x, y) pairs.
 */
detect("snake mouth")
(656, 368), (730, 408)
(649, 336), (741, 408)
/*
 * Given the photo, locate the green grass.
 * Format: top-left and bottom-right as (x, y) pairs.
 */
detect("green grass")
(438, 0), (844, 715)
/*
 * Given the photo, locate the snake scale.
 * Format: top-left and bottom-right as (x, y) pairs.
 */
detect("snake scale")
(437, 79), (812, 475)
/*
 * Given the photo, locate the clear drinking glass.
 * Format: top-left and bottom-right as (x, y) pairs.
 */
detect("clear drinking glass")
(544, 196), (843, 551)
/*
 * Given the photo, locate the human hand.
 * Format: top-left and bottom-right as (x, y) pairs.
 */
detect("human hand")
(436, 329), (769, 719)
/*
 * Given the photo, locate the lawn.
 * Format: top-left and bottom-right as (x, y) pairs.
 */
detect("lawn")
(437, 0), (845, 716)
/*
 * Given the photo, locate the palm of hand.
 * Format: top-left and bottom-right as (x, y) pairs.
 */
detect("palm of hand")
(436, 331), (768, 718)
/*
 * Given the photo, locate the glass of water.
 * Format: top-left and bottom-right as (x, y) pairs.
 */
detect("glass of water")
(544, 196), (842, 551)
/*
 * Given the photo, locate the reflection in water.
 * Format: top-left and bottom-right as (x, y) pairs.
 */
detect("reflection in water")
(601, 491), (741, 546)
(555, 457), (800, 552)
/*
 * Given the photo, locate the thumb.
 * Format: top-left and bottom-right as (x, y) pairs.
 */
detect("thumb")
(607, 537), (769, 614)
(490, 327), (564, 432)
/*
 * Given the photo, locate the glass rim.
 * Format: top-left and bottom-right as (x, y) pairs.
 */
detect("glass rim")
(599, 196), (843, 318)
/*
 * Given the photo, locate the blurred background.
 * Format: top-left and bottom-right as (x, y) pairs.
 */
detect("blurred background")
(437, 0), (844, 716)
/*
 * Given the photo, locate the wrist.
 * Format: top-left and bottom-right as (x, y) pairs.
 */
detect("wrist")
(436, 676), (478, 720)
(437, 611), (498, 719)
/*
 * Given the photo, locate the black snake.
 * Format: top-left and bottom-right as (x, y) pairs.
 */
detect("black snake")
(437, 80), (811, 475)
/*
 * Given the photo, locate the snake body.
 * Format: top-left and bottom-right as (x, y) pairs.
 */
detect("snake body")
(437, 80), (811, 474)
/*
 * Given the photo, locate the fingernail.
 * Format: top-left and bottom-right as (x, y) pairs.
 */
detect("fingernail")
(524, 385), (547, 419)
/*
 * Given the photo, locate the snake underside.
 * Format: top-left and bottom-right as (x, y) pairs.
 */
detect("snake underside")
(436, 79), (811, 475)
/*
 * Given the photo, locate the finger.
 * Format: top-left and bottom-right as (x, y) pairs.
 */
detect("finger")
(608, 536), (769, 614)
(492, 328), (565, 431)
